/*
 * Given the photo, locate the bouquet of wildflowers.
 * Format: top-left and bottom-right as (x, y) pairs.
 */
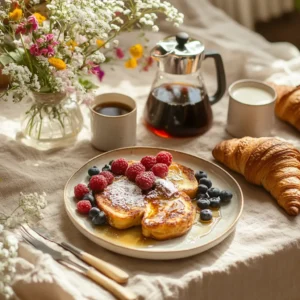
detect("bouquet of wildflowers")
(0, 0), (184, 103)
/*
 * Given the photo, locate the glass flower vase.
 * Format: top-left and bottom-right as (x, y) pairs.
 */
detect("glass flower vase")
(20, 92), (83, 150)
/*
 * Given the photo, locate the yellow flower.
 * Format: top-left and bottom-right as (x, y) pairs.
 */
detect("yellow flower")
(48, 57), (67, 70)
(66, 40), (78, 51)
(125, 57), (138, 69)
(33, 12), (46, 25)
(9, 8), (23, 21)
(129, 44), (144, 59)
(96, 40), (105, 48)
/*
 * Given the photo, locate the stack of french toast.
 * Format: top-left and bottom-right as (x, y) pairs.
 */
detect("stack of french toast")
(95, 161), (198, 240)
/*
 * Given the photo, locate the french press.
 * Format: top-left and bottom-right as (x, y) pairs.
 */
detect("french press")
(145, 32), (226, 138)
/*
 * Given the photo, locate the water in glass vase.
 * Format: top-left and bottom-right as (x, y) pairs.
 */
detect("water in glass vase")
(20, 92), (83, 150)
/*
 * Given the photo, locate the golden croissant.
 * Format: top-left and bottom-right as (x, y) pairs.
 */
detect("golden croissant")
(212, 137), (300, 216)
(268, 82), (300, 131)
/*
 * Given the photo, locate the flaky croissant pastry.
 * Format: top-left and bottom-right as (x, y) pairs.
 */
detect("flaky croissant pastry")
(268, 82), (300, 131)
(213, 137), (300, 216)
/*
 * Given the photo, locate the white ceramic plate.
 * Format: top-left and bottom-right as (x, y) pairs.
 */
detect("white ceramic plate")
(64, 147), (243, 260)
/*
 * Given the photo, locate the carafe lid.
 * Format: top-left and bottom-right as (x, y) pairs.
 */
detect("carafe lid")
(152, 32), (205, 74)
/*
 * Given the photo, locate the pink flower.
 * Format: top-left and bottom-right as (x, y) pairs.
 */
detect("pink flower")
(91, 66), (105, 82)
(16, 23), (26, 35)
(47, 45), (55, 57)
(40, 48), (48, 56)
(27, 16), (38, 32)
(116, 48), (124, 59)
(36, 37), (45, 45)
(46, 34), (54, 41)
(30, 44), (41, 56)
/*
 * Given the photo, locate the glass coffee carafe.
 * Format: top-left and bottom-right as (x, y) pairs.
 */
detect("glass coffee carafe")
(145, 32), (226, 138)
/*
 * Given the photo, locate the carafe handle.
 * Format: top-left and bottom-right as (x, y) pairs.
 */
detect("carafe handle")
(204, 51), (226, 105)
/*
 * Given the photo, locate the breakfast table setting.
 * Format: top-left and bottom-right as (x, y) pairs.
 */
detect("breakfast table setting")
(1, 0), (300, 300)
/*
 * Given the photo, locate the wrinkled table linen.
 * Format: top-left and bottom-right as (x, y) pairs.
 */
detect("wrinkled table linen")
(1, 1), (300, 299)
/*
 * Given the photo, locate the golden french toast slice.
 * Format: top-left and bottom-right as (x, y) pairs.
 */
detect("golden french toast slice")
(167, 162), (198, 199)
(95, 176), (146, 229)
(142, 191), (196, 240)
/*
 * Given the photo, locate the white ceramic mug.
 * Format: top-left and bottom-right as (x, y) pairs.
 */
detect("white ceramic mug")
(226, 79), (277, 138)
(90, 93), (137, 151)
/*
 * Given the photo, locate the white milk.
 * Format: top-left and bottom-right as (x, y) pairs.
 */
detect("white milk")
(232, 87), (274, 105)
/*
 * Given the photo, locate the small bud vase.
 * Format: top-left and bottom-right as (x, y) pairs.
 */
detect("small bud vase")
(20, 92), (83, 150)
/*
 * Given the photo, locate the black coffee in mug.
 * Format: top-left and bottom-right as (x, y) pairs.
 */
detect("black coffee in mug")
(93, 102), (132, 116)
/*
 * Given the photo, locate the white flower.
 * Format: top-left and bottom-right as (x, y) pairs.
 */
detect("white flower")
(152, 25), (159, 32)
(113, 40), (119, 47)
(90, 51), (106, 64)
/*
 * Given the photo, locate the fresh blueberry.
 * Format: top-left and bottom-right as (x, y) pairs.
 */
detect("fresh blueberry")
(197, 199), (210, 209)
(196, 193), (208, 200)
(83, 193), (96, 207)
(92, 211), (107, 225)
(209, 197), (221, 209)
(89, 207), (101, 219)
(88, 166), (100, 176)
(220, 190), (233, 204)
(207, 187), (220, 198)
(102, 164), (111, 172)
(200, 209), (213, 221)
(109, 160), (114, 166)
(195, 171), (207, 181)
(198, 184), (208, 194)
(199, 178), (212, 189)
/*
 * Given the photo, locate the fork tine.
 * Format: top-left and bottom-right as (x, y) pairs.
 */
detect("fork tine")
(20, 226), (36, 246)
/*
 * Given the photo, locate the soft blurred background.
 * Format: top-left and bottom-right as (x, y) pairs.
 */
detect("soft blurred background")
(210, 0), (300, 48)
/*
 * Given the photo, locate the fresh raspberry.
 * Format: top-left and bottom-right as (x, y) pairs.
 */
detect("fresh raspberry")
(89, 175), (108, 192)
(135, 171), (156, 190)
(99, 171), (114, 185)
(77, 200), (92, 214)
(111, 158), (128, 175)
(156, 151), (173, 166)
(151, 163), (169, 178)
(74, 183), (89, 200)
(141, 155), (157, 170)
(125, 163), (145, 181)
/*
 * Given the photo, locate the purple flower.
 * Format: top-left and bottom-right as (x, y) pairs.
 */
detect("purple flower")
(28, 16), (39, 32)
(92, 66), (105, 82)
(116, 48), (124, 59)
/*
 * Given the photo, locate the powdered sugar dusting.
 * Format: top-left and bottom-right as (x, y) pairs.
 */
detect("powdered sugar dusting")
(146, 179), (178, 200)
(104, 179), (145, 209)
(155, 179), (178, 197)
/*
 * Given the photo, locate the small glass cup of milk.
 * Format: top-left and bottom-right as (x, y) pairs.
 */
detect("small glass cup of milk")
(226, 79), (277, 138)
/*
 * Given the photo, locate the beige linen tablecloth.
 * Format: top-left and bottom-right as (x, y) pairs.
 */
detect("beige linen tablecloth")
(1, 1), (300, 299)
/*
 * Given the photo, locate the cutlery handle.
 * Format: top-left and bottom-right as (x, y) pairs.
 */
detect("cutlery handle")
(86, 268), (136, 300)
(82, 252), (129, 283)
(61, 242), (129, 283)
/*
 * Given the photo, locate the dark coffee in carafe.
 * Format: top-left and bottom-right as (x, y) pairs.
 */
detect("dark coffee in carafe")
(145, 83), (212, 137)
